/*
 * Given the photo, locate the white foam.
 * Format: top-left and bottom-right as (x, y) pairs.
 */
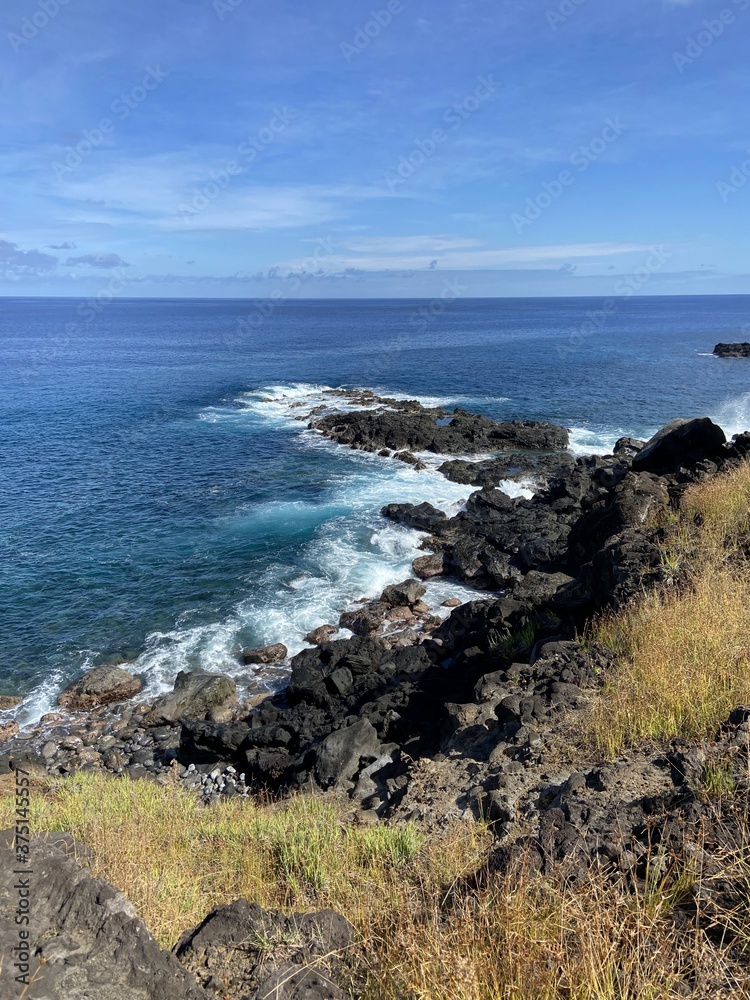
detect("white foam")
(712, 392), (750, 440)
(567, 426), (632, 457)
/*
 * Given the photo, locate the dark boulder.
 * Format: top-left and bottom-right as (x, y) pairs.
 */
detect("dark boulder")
(57, 664), (142, 712)
(631, 418), (726, 474)
(176, 899), (353, 1000)
(0, 829), (209, 1000)
(315, 718), (380, 789)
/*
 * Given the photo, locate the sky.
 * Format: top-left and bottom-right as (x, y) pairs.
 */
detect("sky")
(1, 0), (749, 298)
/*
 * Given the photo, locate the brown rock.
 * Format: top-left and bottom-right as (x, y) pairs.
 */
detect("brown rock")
(0, 721), (19, 744)
(304, 625), (340, 645)
(412, 600), (430, 614)
(58, 665), (143, 712)
(386, 606), (414, 622)
(0, 696), (22, 711)
(442, 597), (462, 607)
(412, 553), (445, 579)
(243, 643), (288, 665)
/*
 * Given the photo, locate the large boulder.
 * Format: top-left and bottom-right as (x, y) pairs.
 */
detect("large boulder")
(144, 671), (237, 726)
(57, 664), (142, 712)
(314, 718), (380, 789)
(412, 553), (446, 579)
(631, 418), (726, 474)
(0, 829), (209, 1000)
(380, 578), (427, 607)
(176, 899), (353, 1000)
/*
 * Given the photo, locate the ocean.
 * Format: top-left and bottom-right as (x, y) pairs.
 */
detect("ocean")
(2, 294), (749, 722)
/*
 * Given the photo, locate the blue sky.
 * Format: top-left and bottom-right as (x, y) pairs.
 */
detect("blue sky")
(1, 0), (749, 297)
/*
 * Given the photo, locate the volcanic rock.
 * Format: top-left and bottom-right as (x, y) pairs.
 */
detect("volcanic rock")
(57, 664), (143, 712)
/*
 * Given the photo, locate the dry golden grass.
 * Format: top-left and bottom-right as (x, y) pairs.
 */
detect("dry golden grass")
(588, 460), (750, 757)
(2, 773), (748, 999)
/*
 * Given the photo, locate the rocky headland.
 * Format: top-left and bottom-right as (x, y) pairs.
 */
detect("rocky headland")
(714, 341), (750, 358)
(3, 392), (750, 999)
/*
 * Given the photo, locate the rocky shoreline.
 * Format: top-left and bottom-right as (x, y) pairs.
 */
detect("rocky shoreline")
(3, 394), (750, 999)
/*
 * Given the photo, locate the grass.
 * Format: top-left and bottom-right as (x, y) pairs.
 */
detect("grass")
(588, 459), (750, 757)
(2, 772), (748, 998)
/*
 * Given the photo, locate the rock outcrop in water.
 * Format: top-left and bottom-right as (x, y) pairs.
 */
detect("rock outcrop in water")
(310, 393), (569, 456)
(714, 341), (750, 358)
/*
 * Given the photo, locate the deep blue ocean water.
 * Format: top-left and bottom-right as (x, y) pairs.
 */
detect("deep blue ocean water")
(2, 295), (750, 721)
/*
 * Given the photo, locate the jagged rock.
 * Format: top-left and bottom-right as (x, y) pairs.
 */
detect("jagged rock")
(380, 579), (426, 607)
(176, 899), (353, 1000)
(613, 436), (646, 460)
(0, 695), (22, 710)
(315, 718), (380, 789)
(57, 664), (143, 712)
(305, 625), (340, 645)
(339, 603), (389, 636)
(0, 720), (19, 743)
(311, 400), (569, 456)
(180, 721), (252, 764)
(412, 552), (445, 579)
(144, 671), (237, 726)
(631, 418), (726, 474)
(714, 342), (750, 358)
(381, 501), (448, 533)
(243, 643), (288, 665)
(0, 829), (209, 1000)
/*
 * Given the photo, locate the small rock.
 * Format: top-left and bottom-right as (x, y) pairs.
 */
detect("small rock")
(0, 721), (19, 743)
(242, 643), (288, 665)
(304, 625), (340, 645)
(0, 695), (22, 711)
(442, 597), (462, 608)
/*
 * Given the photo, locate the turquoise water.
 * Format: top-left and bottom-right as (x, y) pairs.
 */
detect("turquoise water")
(2, 295), (749, 719)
